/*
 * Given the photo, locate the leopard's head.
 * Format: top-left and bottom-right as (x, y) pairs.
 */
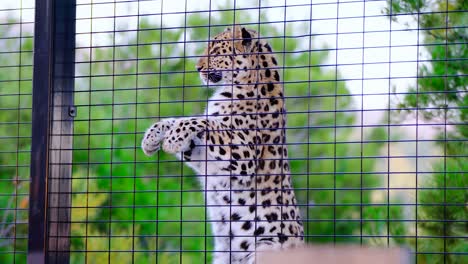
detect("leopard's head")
(196, 26), (258, 85)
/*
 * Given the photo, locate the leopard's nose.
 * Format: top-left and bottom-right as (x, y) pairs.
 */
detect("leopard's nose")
(208, 71), (222, 83)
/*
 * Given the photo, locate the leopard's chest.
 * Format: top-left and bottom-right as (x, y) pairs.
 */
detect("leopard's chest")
(205, 88), (281, 131)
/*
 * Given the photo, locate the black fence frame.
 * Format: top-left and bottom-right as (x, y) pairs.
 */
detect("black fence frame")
(28, 0), (76, 263)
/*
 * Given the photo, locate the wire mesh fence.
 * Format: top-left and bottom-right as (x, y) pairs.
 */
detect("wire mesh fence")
(0, 0), (466, 263)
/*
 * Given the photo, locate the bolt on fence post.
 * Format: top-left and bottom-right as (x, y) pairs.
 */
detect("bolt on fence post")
(28, 0), (76, 263)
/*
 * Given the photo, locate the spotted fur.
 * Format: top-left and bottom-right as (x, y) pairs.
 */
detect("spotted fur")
(142, 26), (304, 264)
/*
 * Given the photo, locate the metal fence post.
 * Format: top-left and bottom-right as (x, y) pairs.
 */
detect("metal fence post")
(28, 0), (76, 263)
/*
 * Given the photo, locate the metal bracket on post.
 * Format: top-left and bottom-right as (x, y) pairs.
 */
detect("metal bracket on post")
(68, 106), (77, 118)
(28, 0), (76, 263)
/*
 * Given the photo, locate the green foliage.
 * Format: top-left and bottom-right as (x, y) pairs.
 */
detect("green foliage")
(386, 1), (467, 263)
(417, 158), (468, 264)
(0, 16), (33, 264)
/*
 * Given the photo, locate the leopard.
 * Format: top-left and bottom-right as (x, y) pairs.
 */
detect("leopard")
(141, 26), (304, 264)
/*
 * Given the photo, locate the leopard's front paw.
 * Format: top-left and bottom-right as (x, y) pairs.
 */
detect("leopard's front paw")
(162, 133), (194, 154)
(141, 119), (175, 156)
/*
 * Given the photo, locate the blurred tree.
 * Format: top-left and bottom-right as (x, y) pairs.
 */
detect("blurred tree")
(386, 0), (467, 151)
(386, 0), (467, 263)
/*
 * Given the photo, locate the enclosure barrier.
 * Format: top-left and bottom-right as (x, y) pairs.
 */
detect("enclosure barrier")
(0, 0), (465, 263)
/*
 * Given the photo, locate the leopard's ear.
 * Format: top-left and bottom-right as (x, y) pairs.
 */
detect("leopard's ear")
(240, 27), (252, 47)
(232, 26), (253, 52)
